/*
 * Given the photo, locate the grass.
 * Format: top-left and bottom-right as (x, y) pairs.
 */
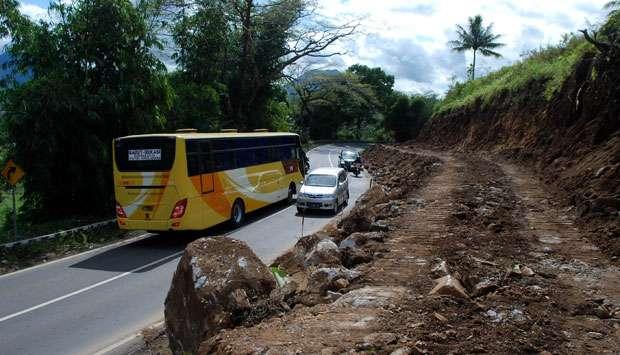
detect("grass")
(0, 224), (129, 274)
(0, 184), (112, 243)
(435, 37), (595, 116)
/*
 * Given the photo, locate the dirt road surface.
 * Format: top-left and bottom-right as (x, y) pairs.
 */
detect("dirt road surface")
(159, 144), (618, 354)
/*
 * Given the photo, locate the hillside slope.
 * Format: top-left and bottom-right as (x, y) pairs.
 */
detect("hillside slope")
(420, 36), (619, 257)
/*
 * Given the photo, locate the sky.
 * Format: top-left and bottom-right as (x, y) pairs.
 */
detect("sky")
(6, 0), (611, 94)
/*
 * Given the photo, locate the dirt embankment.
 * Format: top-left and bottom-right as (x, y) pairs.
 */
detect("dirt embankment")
(419, 55), (620, 259)
(146, 145), (619, 354)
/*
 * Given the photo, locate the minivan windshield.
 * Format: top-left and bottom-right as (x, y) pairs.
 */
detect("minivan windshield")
(305, 174), (337, 187)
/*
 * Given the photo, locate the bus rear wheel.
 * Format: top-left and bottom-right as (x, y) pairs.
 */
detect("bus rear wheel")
(287, 183), (296, 204)
(230, 199), (245, 227)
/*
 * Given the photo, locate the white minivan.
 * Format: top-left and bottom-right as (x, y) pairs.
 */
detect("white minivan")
(296, 167), (349, 214)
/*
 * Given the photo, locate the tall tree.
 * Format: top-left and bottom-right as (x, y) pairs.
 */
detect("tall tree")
(347, 64), (395, 111)
(0, 0), (20, 38)
(449, 15), (505, 80)
(2, 0), (171, 219)
(384, 93), (437, 142)
(290, 71), (378, 140)
(145, 0), (356, 131)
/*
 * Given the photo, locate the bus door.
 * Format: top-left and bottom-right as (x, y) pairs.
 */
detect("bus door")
(201, 174), (214, 194)
(199, 141), (215, 194)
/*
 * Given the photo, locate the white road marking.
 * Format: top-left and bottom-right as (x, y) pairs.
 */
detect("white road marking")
(328, 150), (334, 167)
(92, 320), (165, 355)
(0, 232), (153, 281)
(0, 251), (183, 323)
(0, 145), (338, 325)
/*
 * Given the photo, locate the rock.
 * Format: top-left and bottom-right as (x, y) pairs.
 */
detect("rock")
(307, 267), (360, 294)
(339, 232), (386, 249)
(509, 309), (526, 322)
(370, 220), (389, 232)
(407, 198), (426, 208)
(521, 266), (535, 276)
(305, 239), (341, 266)
(164, 237), (275, 355)
(357, 332), (398, 350)
(390, 347), (412, 355)
(269, 281), (298, 305)
(334, 286), (408, 309)
(333, 278), (349, 290)
(429, 275), (470, 299)
(587, 331), (604, 340)
(472, 280), (499, 297)
(339, 232), (382, 267)
(573, 301), (613, 319)
(510, 264), (535, 277)
(485, 309), (504, 323)
(433, 312), (448, 322)
(595, 166), (610, 178)
(325, 291), (343, 302)
(430, 260), (450, 278)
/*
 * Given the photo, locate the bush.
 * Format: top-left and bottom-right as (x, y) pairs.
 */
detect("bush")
(435, 36), (594, 116)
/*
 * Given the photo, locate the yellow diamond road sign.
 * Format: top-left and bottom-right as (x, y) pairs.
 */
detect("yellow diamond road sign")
(1, 159), (26, 186)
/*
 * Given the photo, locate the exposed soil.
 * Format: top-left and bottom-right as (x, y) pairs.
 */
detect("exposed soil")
(148, 145), (619, 354)
(418, 54), (620, 261)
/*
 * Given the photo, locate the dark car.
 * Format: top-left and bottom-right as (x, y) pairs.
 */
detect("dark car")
(338, 150), (361, 171)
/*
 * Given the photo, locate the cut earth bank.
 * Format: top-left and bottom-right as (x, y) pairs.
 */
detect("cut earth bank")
(149, 144), (619, 354)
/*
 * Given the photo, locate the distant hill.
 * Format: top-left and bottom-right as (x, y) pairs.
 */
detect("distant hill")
(0, 52), (30, 84)
(285, 69), (341, 98)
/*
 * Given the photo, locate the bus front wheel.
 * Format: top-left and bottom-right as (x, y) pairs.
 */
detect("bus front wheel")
(230, 199), (245, 227)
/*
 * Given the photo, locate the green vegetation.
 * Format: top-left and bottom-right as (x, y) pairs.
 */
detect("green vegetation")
(0, 224), (126, 274)
(0, 0), (356, 224)
(436, 36), (594, 116)
(290, 65), (436, 142)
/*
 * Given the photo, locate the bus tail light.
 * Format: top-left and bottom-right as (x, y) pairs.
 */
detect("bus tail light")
(171, 199), (187, 219)
(116, 202), (127, 218)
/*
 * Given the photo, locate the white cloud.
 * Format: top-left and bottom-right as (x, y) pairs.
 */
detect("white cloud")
(312, 0), (609, 94)
(19, 3), (48, 21)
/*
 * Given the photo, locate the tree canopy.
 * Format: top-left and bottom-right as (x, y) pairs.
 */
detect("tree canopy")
(1, 0), (171, 219)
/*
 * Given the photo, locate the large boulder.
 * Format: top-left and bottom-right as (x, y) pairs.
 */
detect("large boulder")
(164, 237), (275, 354)
(304, 239), (341, 266)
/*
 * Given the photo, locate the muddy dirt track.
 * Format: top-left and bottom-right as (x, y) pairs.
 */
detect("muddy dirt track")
(145, 145), (620, 354)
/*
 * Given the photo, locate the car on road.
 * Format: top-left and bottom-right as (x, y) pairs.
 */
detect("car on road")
(296, 167), (349, 214)
(338, 150), (361, 172)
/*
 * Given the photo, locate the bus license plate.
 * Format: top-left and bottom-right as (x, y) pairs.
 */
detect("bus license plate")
(128, 149), (162, 161)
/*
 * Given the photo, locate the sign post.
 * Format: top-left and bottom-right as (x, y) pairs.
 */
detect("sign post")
(12, 186), (16, 240)
(1, 160), (26, 240)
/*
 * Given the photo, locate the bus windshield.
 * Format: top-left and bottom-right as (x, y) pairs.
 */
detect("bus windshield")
(305, 174), (337, 187)
(115, 137), (176, 172)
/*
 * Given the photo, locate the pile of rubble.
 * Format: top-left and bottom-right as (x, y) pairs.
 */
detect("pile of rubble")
(162, 146), (442, 354)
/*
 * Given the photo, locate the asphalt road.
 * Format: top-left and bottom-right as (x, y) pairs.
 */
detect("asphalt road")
(0, 144), (370, 355)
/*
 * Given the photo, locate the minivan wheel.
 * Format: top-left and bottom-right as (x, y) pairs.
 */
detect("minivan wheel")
(230, 199), (245, 227)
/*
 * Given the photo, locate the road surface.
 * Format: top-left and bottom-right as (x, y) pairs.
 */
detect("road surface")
(0, 144), (370, 355)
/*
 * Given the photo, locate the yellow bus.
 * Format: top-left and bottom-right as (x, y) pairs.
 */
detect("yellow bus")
(112, 131), (306, 231)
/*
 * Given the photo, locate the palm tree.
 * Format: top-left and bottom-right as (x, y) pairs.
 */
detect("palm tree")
(449, 15), (505, 80)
